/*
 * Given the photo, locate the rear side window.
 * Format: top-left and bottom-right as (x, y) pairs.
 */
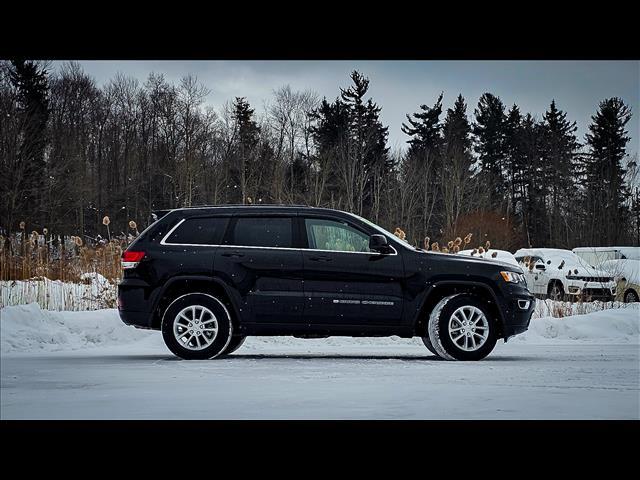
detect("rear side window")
(164, 217), (228, 245)
(230, 217), (293, 248)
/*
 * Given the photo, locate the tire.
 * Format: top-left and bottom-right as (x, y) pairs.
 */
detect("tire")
(221, 335), (247, 356)
(421, 335), (440, 357)
(624, 289), (639, 303)
(427, 294), (498, 361)
(161, 293), (233, 360)
(548, 282), (565, 301)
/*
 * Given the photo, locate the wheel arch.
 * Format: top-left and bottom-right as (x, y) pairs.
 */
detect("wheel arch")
(151, 275), (241, 330)
(413, 280), (505, 338)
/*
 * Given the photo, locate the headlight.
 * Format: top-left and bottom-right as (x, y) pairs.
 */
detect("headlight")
(500, 271), (525, 283)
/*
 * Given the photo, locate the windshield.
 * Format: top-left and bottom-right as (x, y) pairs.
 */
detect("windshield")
(349, 213), (417, 250)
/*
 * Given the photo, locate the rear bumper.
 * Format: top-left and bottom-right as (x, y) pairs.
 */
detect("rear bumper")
(117, 280), (155, 329)
(118, 309), (154, 329)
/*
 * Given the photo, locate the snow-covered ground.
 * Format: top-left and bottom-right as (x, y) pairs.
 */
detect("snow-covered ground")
(1, 304), (639, 419)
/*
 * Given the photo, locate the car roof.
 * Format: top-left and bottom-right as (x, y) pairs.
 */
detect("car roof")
(160, 205), (347, 215)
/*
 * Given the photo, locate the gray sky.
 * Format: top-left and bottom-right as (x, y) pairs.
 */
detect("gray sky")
(53, 60), (639, 156)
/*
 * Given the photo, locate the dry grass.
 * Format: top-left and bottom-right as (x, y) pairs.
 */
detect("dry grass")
(0, 231), (131, 283)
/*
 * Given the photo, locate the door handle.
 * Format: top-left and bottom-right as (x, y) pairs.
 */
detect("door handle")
(309, 255), (332, 262)
(222, 251), (245, 258)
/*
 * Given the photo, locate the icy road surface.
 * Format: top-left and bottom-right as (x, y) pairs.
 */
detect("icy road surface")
(2, 336), (639, 419)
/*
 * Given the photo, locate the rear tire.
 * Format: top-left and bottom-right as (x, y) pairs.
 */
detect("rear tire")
(161, 293), (233, 360)
(427, 294), (498, 361)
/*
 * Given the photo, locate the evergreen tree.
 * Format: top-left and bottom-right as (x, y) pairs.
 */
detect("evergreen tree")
(538, 100), (580, 246)
(309, 97), (351, 201)
(230, 97), (261, 204)
(440, 94), (474, 235)
(581, 97), (632, 245)
(339, 71), (389, 214)
(401, 93), (444, 239)
(402, 92), (444, 158)
(472, 93), (508, 211)
(7, 60), (50, 230)
(518, 113), (545, 246)
(504, 104), (524, 215)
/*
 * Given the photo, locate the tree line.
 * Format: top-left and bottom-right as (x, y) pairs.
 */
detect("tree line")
(1, 60), (638, 250)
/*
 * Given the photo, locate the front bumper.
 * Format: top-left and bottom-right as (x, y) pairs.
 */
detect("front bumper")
(499, 286), (535, 340)
(564, 280), (616, 301)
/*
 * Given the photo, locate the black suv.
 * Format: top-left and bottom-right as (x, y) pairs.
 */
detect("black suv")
(118, 206), (534, 361)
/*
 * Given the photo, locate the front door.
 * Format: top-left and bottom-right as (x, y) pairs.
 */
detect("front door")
(300, 216), (404, 328)
(214, 214), (304, 325)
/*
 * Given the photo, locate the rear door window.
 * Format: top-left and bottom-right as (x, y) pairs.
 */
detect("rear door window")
(230, 216), (293, 248)
(164, 217), (228, 245)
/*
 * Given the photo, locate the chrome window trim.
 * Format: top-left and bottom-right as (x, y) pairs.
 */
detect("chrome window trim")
(160, 216), (398, 255)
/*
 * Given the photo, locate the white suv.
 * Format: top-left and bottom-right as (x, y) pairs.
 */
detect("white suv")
(514, 248), (617, 301)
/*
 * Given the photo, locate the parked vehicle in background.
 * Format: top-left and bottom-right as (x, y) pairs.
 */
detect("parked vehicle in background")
(573, 246), (640, 267)
(458, 249), (520, 267)
(514, 248), (617, 301)
(600, 259), (640, 303)
(118, 205), (535, 361)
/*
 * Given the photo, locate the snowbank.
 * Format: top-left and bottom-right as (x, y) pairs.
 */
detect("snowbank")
(0, 303), (152, 354)
(1, 302), (638, 355)
(516, 306), (639, 344)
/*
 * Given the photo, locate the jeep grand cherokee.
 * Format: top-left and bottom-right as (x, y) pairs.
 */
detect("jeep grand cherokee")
(118, 206), (534, 360)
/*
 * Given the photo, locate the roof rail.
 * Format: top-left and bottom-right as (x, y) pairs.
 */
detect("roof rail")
(170, 203), (311, 209)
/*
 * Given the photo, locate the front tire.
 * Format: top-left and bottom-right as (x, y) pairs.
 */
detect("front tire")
(624, 289), (639, 303)
(421, 335), (440, 357)
(221, 336), (247, 356)
(548, 282), (565, 301)
(161, 293), (233, 360)
(427, 294), (498, 361)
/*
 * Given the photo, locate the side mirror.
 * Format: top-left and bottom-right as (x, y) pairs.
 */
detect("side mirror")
(369, 234), (392, 254)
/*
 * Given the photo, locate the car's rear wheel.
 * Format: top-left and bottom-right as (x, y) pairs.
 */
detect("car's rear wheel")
(221, 335), (247, 356)
(161, 293), (233, 360)
(427, 294), (498, 361)
(624, 289), (639, 303)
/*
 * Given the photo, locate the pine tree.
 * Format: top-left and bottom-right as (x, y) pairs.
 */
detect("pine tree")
(230, 97), (261, 204)
(538, 100), (580, 246)
(309, 97), (351, 204)
(401, 93), (444, 239)
(402, 93), (444, 158)
(518, 113), (544, 246)
(472, 93), (507, 211)
(581, 97), (632, 245)
(7, 60), (50, 230)
(440, 94), (474, 235)
(504, 104), (524, 215)
(339, 71), (389, 214)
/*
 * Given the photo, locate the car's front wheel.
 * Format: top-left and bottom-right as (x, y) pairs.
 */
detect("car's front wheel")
(427, 294), (498, 361)
(161, 293), (233, 360)
(624, 289), (639, 303)
(221, 336), (247, 356)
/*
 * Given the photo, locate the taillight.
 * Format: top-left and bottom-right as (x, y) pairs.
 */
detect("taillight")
(122, 250), (145, 269)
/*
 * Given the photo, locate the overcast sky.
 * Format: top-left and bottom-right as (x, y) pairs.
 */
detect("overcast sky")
(53, 60), (639, 156)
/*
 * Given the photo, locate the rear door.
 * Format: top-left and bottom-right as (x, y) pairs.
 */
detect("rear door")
(300, 215), (404, 328)
(214, 213), (305, 325)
